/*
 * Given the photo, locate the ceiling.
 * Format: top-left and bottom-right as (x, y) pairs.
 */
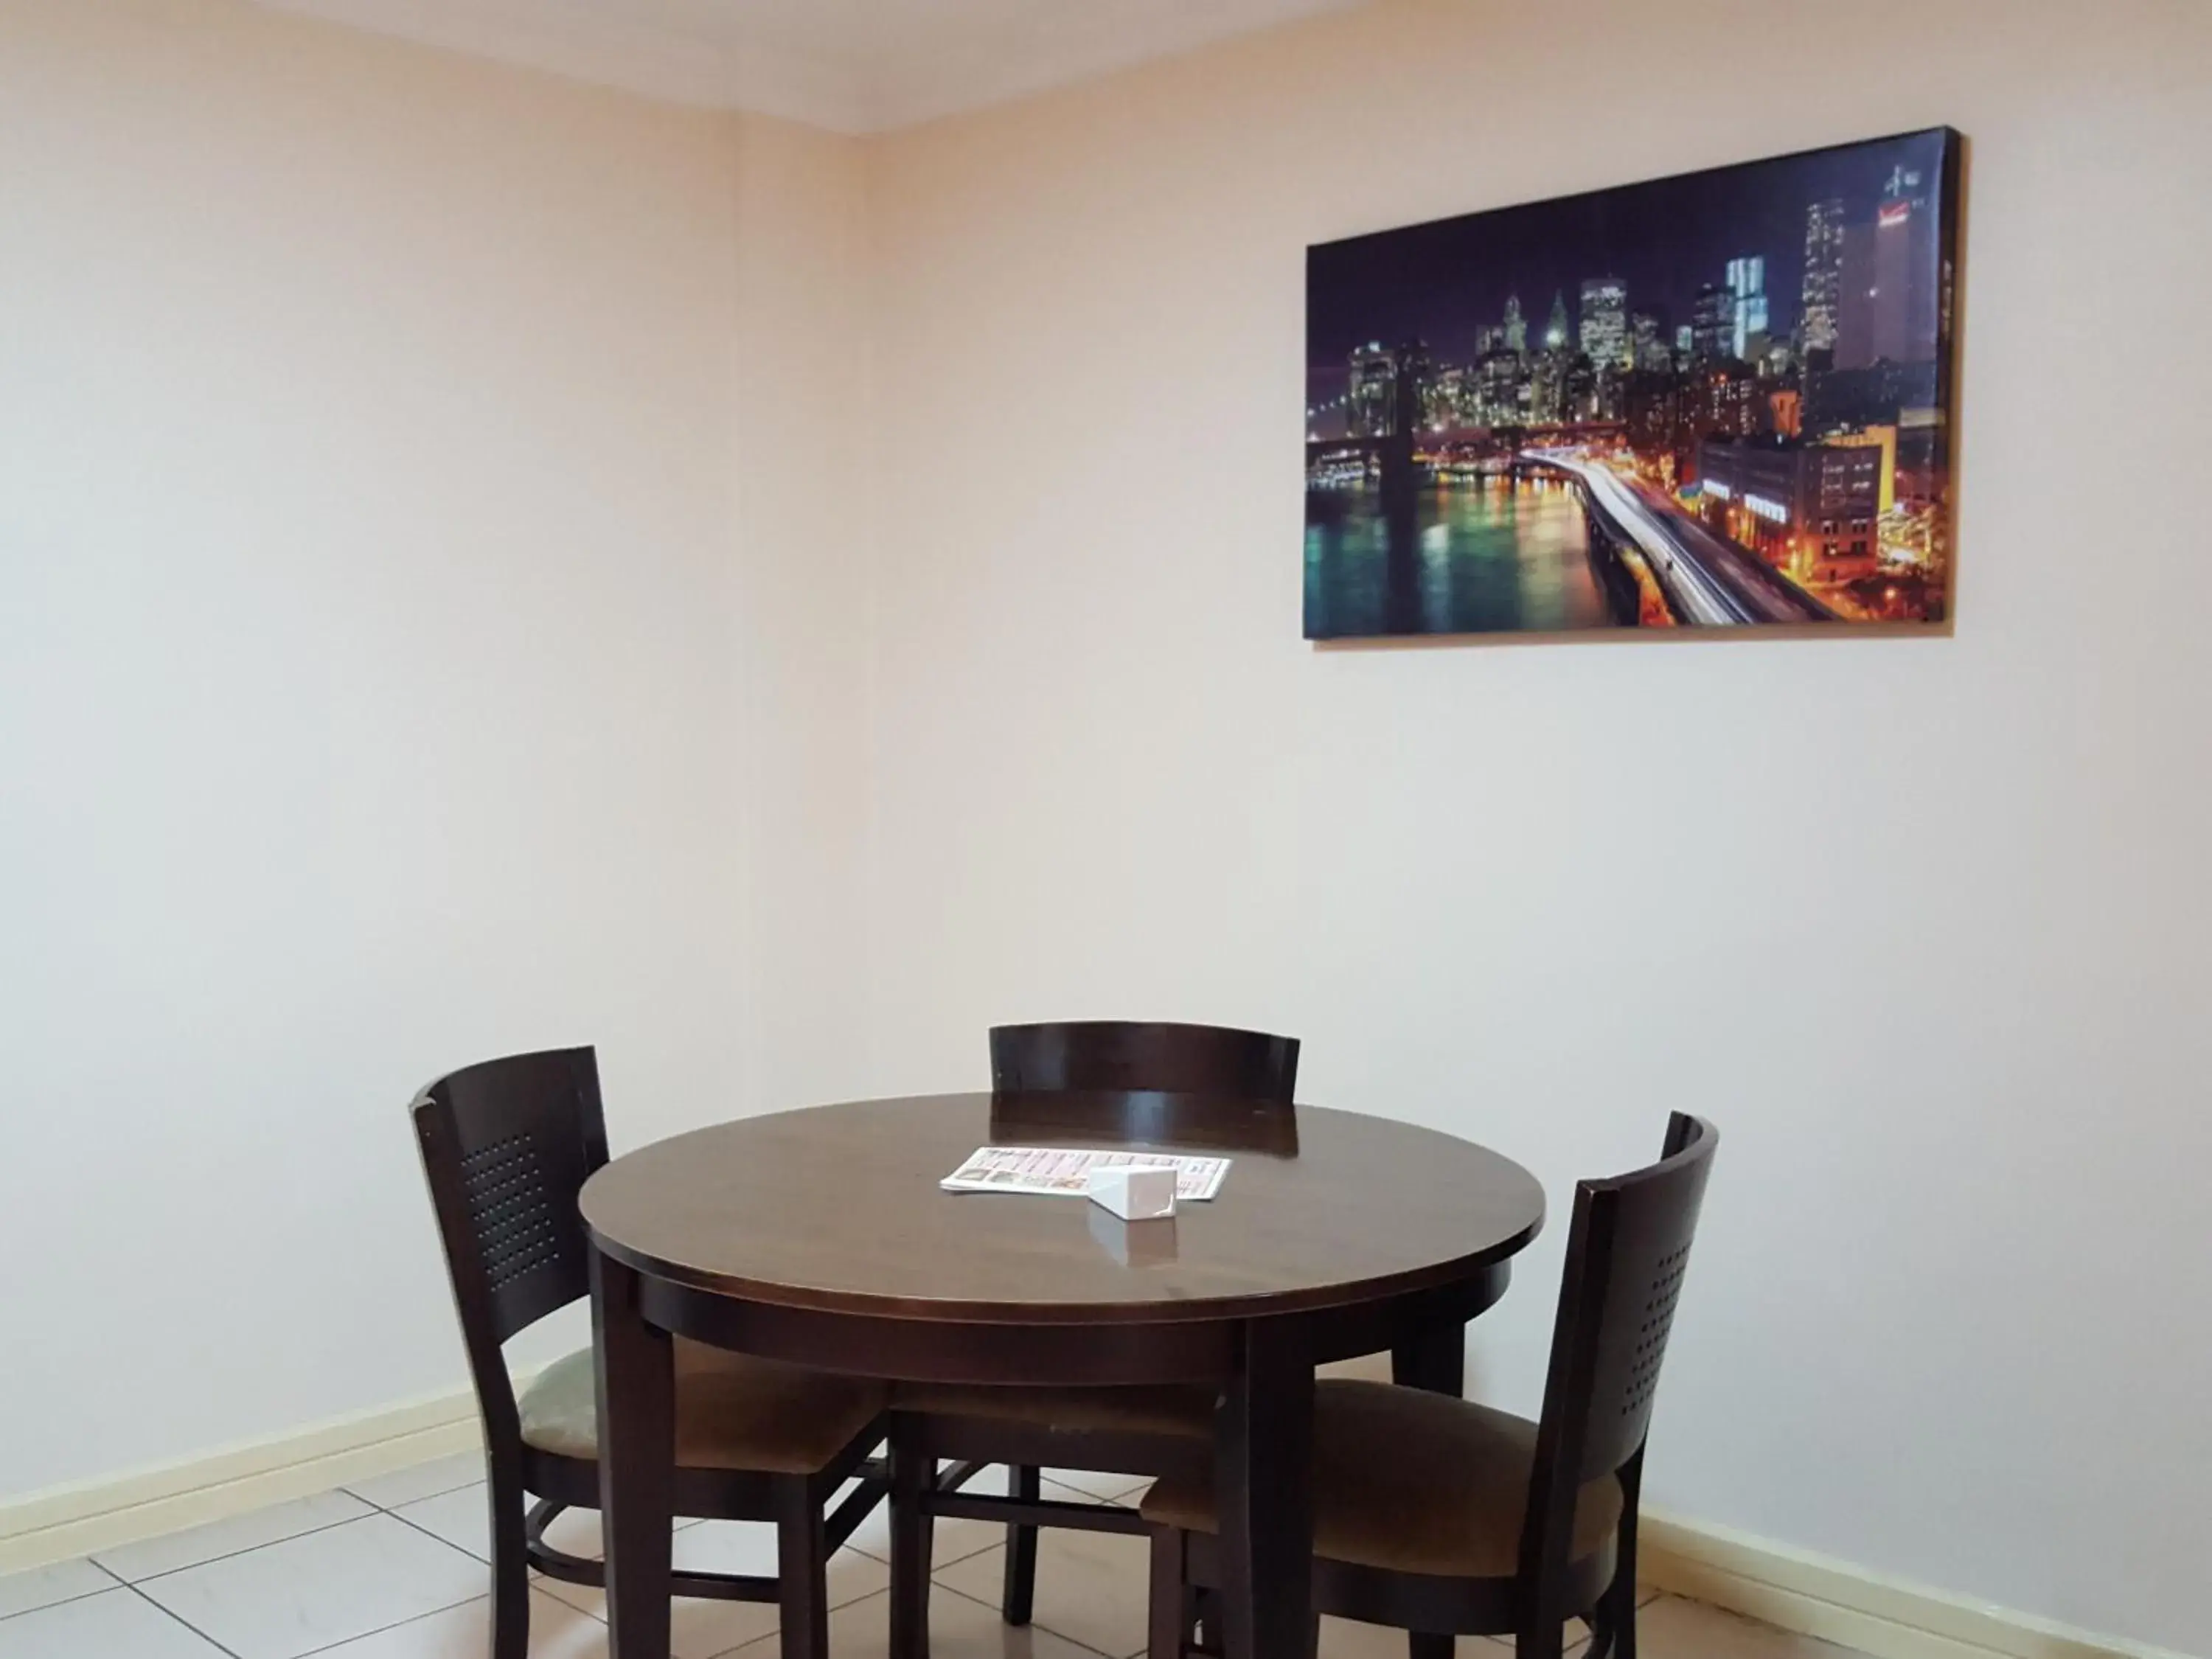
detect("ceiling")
(258, 0), (1367, 133)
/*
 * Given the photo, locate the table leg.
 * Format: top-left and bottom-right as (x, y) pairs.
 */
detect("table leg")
(1392, 1316), (1466, 1659)
(591, 1246), (675, 1659)
(1216, 1319), (1315, 1659)
(1391, 1316), (1465, 1397)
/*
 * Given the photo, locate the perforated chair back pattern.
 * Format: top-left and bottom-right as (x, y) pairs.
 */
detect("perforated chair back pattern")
(412, 1046), (608, 1445)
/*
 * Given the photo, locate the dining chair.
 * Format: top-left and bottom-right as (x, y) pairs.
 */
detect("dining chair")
(412, 1046), (891, 1659)
(1140, 1113), (1719, 1659)
(892, 1020), (1300, 1630)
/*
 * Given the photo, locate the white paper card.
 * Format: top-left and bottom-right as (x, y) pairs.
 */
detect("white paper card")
(1085, 1164), (1178, 1220)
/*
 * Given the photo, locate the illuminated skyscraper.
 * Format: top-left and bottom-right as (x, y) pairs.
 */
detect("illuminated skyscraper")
(1348, 344), (1397, 437)
(1503, 293), (1527, 355)
(1392, 342), (1436, 431)
(1476, 347), (1523, 426)
(1566, 355), (1601, 421)
(1427, 367), (1467, 431)
(1544, 291), (1571, 352)
(1800, 198), (1845, 354)
(1579, 276), (1630, 372)
(1838, 165), (1936, 369)
(1725, 255), (1768, 360)
(1691, 284), (1733, 361)
(1632, 312), (1670, 372)
(1529, 352), (1565, 423)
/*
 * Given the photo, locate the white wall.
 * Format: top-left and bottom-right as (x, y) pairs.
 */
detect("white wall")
(862, 1), (2212, 1649)
(0, 0), (869, 1496)
(725, 116), (880, 1113)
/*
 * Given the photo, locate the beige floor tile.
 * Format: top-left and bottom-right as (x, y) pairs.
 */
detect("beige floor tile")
(847, 1468), (1019, 1568)
(299, 1589), (604, 1657)
(94, 1490), (375, 1583)
(0, 1558), (114, 1621)
(344, 1454), (488, 1512)
(1634, 1595), (1858, 1659)
(0, 1588), (229, 1658)
(132, 1513), (486, 1659)
(935, 1526), (1153, 1659)
(720, 1582), (1102, 1659)
(391, 1481), (702, 1565)
(845, 1475), (1107, 1570)
(536, 1528), (887, 1659)
(389, 1485), (498, 1562)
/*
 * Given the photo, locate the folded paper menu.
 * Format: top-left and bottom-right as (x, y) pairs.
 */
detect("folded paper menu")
(940, 1146), (1229, 1201)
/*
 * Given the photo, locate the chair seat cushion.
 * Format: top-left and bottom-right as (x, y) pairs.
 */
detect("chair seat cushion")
(520, 1343), (886, 1476)
(1138, 1381), (1621, 1581)
(897, 1380), (1217, 1439)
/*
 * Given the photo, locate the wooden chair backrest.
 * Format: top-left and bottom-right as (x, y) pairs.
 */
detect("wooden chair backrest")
(989, 1020), (1298, 1102)
(1520, 1114), (1718, 1593)
(411, 1046), (608, 1449)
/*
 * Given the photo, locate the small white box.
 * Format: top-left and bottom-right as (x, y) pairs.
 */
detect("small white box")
(1085, 1164), (1178, 1221)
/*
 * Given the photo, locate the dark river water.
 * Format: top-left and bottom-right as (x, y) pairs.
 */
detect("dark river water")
(1304, 478), (1615, 639)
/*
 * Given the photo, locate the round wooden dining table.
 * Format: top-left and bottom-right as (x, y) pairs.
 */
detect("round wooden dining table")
(580, 1091), (1546, 1659)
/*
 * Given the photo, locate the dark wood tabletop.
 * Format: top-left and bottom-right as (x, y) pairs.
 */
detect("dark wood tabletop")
(580, 1090), (1546, 1325)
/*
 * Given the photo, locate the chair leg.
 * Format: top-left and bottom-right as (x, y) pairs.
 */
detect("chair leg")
(1606, 1450), (1644, 1659)
(775, 1478), (830, 1659)
(1001, 1464), (1040, 1625)
(485, 1470), (529, 1659)
(888, 1416), (934, 1659)
(1148, 1527), (1189, 1659)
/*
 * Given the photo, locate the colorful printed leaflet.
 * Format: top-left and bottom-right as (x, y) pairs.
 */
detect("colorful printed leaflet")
(941, 1146), (1228, 1201)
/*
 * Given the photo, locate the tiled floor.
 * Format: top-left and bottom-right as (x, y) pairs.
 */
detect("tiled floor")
(0, 1459), (1864, 1659)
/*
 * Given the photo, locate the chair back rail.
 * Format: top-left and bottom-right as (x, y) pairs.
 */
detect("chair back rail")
(990, 1020), (1299, 1102)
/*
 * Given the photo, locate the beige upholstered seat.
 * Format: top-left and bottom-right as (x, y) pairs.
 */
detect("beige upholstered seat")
(1140, 1380), (1622, 1579)
(521, 1342), (888, 1476)
(897, 1380), (1217, 1439)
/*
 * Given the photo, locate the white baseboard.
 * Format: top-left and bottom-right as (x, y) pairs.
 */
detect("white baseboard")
(0, 1386), (493, 1576)
(1641, 1510), (2197, 1659)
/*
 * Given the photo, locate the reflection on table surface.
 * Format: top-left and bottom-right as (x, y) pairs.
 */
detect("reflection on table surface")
(988, 1087), (1301, 1158)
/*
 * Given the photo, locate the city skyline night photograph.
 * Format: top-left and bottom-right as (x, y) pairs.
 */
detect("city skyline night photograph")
(1304, 128), (1960, 640)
